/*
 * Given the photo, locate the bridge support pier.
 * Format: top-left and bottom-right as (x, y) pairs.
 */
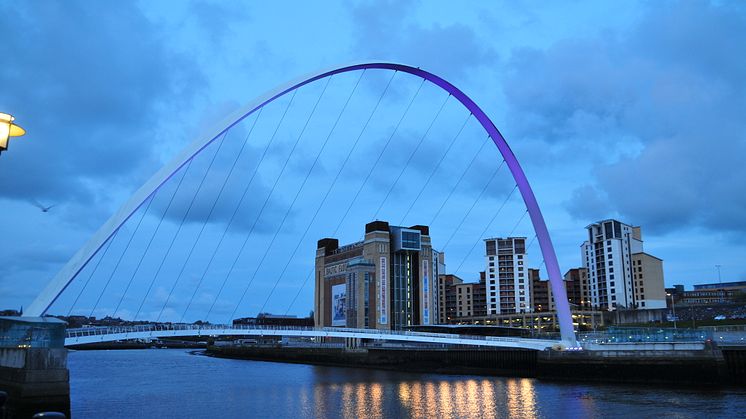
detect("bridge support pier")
(0, 317), (70, 418)
(344, 338), (362, 350)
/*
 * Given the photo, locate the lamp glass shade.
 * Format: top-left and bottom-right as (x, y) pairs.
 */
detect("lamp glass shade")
(9, 124), (25, 137)
(0, 121), (10, 150)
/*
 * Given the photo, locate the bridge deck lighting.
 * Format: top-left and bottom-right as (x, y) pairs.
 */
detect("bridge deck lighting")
(0, 112), (26, 155)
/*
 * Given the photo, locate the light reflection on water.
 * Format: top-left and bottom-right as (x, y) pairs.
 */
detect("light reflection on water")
(69, 350), (746, 419)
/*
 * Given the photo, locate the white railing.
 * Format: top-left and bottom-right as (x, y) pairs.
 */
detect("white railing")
(64, 324), (561, 350)
(66, 323), (547, 343)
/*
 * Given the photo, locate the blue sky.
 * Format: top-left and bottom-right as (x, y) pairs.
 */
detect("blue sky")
(1, 0), (744, 321)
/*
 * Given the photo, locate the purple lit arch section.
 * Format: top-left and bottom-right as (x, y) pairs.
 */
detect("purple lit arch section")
(27, 62), (576, 345)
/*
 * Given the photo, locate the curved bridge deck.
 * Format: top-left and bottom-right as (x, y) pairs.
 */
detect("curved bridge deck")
(65, 324), (561, 351)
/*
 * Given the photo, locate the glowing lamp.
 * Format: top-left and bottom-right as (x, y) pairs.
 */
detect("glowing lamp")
(0, 112), (26, 155)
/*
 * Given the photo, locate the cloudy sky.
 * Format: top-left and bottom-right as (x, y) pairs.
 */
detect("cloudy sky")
(1, 0), (744, 321)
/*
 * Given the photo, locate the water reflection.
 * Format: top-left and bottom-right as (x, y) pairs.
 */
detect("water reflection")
(361, 375), (539, 418)
(68, 351), (746, 419)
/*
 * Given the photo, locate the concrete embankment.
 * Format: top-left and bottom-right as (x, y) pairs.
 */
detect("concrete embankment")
(68, 339), (207, 350)
(0, 348), (70, 418)
(207, 344), (746, 386)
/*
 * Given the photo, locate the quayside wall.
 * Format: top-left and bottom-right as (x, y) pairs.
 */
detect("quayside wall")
(206, 344), (746, 386)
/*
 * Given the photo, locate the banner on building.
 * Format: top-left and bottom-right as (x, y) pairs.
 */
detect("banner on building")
(422, 259), (430, 324)
(332, 283), (346, 327)
(379, 256), (387, 324)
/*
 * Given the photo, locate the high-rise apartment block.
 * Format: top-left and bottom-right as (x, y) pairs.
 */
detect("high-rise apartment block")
(484, 237), (529, 315)
(314, 221), (443, 330)
(581, 219), (666, 310)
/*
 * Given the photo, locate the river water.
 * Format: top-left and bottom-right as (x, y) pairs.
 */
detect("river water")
(68, 349), (746, 418)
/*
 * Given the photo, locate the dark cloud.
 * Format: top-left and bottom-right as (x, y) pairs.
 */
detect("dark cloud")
(348, 0), (498, 80)
(504, 1), (746, 236)
(0, 1), (204, 207)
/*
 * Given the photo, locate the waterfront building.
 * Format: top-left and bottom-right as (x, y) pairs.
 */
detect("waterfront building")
(450, 272), (487, 320)
(694, 280), (746, 293)
(581, 219), (666, 310)
(671, 281), (746, 305)
(530, 268), (591, 313)
(314, 221), (443, 330)
(484, 237), (529, 315)
(530, 268), (552, 312)
(564, 268), (591, 309)
(631, 253), (666, 308)
(448, 310), (604, 332)
(438, 274), (463, 324)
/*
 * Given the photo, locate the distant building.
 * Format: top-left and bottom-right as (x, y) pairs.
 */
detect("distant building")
(314, 221), (443, 330)
(484, 237), (529, 315)
(581, 219), (666, 310)
(631, 253), (666, 308)
(529, 268), (552, 312)
(693, 280), (746, 292)
(451, 272), (487, 320)
(674, 281), (746, 305)
(564, 268), (591, 309)
(438, 274), (463, 324)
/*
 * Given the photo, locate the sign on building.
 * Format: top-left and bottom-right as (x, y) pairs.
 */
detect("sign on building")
(332, 283), (346, 327)
(379, 256), (387, 324)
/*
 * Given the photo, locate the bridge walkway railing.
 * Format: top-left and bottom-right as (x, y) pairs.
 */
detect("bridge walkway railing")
(65, 323), (559, 345)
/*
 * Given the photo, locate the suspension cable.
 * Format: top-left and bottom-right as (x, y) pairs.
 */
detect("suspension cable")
(88, 194), (156, 318)
(255, 71), (398, 318)
(452, 185), (519, 276)
(192, 89), (299, 323)
(146, 130), (229, 322)
(187, 74), (346, 323)
(114, 132), (231, 319)
(284, 77), (427, 315)
(67, 229), (119, 316)
(174, 110), (275, 321)
(428, 135), (492, 226)
(218, 76), (333, 322)
(371, 94), (451, 220)
(440, 160), (506, 252)
(398, 113), (472, 225)
(331, 78), (427, 237)
(205, 71), (371, 321)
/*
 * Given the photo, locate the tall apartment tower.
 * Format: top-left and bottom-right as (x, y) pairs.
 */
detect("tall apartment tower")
(484, 237), (529, 315)
(581, 219), (665, 310)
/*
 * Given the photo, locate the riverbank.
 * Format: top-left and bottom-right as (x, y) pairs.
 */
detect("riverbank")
(206, 344), (746, 386)
(68, 339), (207, 350)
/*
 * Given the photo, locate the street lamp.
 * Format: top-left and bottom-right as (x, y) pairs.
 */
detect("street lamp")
(0, 112), (26, 156)
(666, 292), (677, 330)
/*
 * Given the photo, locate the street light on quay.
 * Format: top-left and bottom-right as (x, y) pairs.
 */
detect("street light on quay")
(0, 112), (26, 156)
(666, 292), (677, 330)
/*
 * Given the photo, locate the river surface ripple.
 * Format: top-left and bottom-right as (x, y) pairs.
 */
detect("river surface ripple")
(68, 349), (746, 419)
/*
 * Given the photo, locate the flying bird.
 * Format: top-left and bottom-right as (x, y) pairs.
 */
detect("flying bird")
(32, 200), (56, 213)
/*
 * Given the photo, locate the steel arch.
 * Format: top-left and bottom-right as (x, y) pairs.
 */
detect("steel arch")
(27, 62), (577, 345)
